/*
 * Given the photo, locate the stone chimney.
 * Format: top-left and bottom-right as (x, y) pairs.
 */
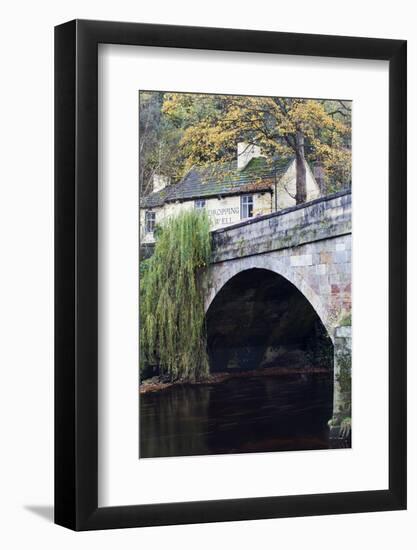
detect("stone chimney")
(237, 142), (263, 170)
(153, 174), (171, 193)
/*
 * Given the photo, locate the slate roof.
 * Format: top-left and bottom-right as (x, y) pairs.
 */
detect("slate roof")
(140, 156), (294, 208)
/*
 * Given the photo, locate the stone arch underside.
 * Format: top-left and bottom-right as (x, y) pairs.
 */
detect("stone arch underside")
(203, 254), (335, 341)
(204, 266), (334, 383)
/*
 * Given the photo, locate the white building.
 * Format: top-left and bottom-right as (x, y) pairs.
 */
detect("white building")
(140, 143), (320, 244)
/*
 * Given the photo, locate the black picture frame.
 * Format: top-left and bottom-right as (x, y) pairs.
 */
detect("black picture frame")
(55, 19), (407, 531)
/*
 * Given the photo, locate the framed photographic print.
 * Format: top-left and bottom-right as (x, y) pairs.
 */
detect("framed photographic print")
(55, 20), (406, 530)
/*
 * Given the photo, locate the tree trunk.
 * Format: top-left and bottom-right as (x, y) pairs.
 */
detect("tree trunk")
(295, 130), (307, 204)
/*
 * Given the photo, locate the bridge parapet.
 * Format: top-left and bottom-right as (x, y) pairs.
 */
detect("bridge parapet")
(211, 190), (351, 264)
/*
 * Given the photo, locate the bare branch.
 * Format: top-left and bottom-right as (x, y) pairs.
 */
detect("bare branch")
(328, 109), (348, 118)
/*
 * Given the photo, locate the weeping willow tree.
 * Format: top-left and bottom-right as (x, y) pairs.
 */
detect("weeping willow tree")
(140, 210), (212, 381)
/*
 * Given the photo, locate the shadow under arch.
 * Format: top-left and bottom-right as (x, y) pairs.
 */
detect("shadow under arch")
(204, 267), (335, 451)
(204, 257), (332, 342)
(205, 267), (334, 378)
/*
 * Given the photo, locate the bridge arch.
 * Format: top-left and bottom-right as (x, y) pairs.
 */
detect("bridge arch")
(204, 266), (334, 405)
(203, 254), (333, 341)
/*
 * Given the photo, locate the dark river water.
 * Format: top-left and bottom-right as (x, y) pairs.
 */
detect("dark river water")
(140, 373), (340, 458)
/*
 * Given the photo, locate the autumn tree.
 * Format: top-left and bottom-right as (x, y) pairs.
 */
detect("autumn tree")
(139, 91), (184, 196)
(162, 94), (351, 203)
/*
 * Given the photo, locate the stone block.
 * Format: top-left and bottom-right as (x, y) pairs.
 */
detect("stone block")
(328, 273), (343, 284)
(331, 284), (341, 295)
(290, 254), (313, 267)
(335, 326), (352, 338)
(333, 251), (348, 264)
(312, 253), (321, 266)
(319, 285), (331, 297)
(340, 262), (351, 273)
(320, 251), (332, 264)
(318, 273), (329, 284)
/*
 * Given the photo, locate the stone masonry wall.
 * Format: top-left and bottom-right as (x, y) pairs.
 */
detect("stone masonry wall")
(203, 191), (352, 341)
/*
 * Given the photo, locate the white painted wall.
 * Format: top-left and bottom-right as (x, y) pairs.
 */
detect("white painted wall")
(152, 174), (171, 192)
(277, 159), (320, 208)
(237, 142), (264, 169)
(140, 191), (273, 242)
(0, 2), (415, 550)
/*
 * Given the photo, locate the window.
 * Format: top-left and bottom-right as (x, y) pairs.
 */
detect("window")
(195, 199), (206, 210)
(240, 195), (254, 219)
(145, 211), (156, 233)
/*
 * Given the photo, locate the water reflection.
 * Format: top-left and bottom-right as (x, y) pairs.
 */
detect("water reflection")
(140, 373), (340, 458)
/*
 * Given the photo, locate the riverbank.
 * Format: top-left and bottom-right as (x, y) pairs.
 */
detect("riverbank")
(139, 366), (329, 394)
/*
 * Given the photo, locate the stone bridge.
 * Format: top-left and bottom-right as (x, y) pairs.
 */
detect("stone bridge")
(201, 190), (352, 426)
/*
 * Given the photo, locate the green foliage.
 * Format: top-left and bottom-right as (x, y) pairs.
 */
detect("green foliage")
(337, 354), (351, 394)
(340, 416), (352, 438)
(339, 312), (352, 327)
(140, 210), (212, 381)
(305, 322), (333, 369)
(336, 351), (352, 414)
(162, 93), (352, 191)
(139, 91), (184, 195)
